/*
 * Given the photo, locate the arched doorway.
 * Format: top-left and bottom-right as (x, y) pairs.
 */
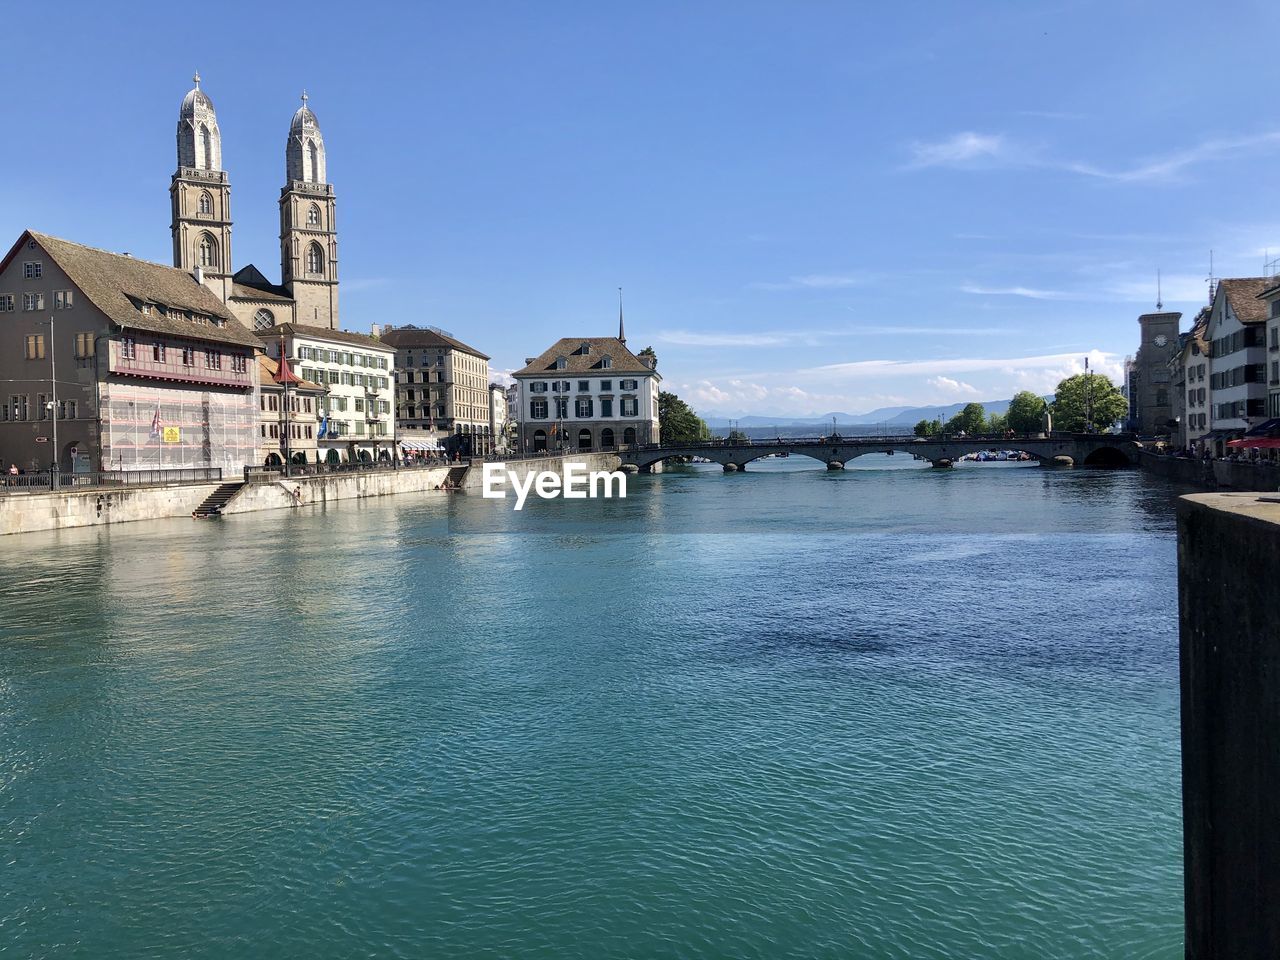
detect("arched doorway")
(358, 450), (372, 463)
(291, 452), (307, 465)
(600, 427), (615, 449)
(578, 428), (592, 451)
(623, 427), (637, 446)
(532, 429), (547, 452)
(266, 453), (283, 467)
(325, 449), (340, 465)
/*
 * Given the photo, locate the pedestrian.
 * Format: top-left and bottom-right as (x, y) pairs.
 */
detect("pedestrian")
(7, 464), (16, 475)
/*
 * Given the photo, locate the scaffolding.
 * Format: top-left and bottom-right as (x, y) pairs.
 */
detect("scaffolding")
(100, 383), (255, 473)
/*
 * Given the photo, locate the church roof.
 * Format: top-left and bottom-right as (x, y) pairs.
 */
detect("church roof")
(231, 265), (293, 303)
(4, 230), (258, 348)
(378, 325), (490, 360)
(257, 322), (394, 352)
(514, 337), (656, 377)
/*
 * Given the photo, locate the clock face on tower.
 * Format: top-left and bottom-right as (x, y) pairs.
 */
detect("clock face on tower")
(1154, 334), (1168, 348)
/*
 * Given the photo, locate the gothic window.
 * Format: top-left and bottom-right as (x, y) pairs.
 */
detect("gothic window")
(307, 203), (320, 227)
(253, 308), (275, 331)
(199, 123), (212, 170)
(197, 234), (219, 269)
(198, 191), (213, 215)
(308, 140), (319, 183)
(306, 242), (324, 275)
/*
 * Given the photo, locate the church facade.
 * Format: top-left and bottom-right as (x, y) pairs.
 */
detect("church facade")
(170, 74), (341, 333)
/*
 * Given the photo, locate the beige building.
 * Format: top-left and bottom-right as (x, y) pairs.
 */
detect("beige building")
(170, 74), (340, 333)
(0, 230), (258, 474)
(378, 325), (495, 457)
(255, 353), (325, 468)
(261, 324), (395, 464)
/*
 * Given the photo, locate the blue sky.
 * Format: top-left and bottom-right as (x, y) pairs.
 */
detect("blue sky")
(4, 0), (1279, 417)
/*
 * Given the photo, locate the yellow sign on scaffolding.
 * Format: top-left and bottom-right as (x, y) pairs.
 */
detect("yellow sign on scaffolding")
(162, 426), (181, 443)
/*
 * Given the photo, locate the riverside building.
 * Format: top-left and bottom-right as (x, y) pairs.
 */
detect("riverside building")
(259, 324), (394, 464)
(0, 230), (258, 473)
(513, 328), (660, 453)
(1206, 278), (1271, 454)
(378, 325), (495, 457)
(255, 353), (324, 468)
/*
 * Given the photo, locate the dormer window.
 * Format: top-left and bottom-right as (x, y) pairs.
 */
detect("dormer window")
(579, 342), (591, 355)
(141, 304), (153, 316)
(601, 355), (612, 369)
(555, 356), (567, 370)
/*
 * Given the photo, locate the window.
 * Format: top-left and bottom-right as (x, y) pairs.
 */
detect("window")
(306, 243), (324, 275)
(231, 355), (247, 374)
(576, 397), (593, 418)
(24, 335), (44, 360)
(182, 346), (195, 366)
(620, 379), (638, 390)
(22, 292), (44, 311)
(530, 381), (547, 394)
(198, 191), (213, 215)
(600, 397), (613, 417)
(54, 290), (73, 309)
(9, 395), (28, 421)
(59, 400), (77, 420)
(23, 262), (41, 279)
(37, 393), (48, 420)
(554, 398), (569, 419)
(355, 397), (365, 413)
(253, 308), (275, 331)
(120, 338), (136, 361)
(555, 356), (567, 370)
(198, 234), (218, 269)
(0, 294), (13, 312)
(621, 397), (638, 417)
(578, 380), (590, 392)
(152, 343), (166, 362)
(530, 398), (548, 419)
(204, 349), (221, 369)
(599, 380), (612, 392)
(75, 332), (94, 358)
(307, 203), (320, 226)
(601, 356), (612, 369)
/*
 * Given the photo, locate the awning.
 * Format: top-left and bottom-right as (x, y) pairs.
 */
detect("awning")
(399, 439), (442, 452)
(1227, 437), (1280, 449)
(1204, 429), (1243, 441)
(1245, 418), (1280, 437)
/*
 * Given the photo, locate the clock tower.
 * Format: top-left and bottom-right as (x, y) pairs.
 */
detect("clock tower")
(1133, 309), (1182, 435)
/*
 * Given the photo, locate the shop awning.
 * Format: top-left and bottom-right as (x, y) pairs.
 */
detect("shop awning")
(399, 439), (442, 452)
(1244, 418), (1280, 438)
(1227, 437), (1280, 449)
(1204, 429), (1243, 441)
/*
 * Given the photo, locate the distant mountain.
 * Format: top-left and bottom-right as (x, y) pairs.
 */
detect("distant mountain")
(704, 399), (1023, 430)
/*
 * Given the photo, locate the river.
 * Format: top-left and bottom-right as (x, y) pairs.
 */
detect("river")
(0, 456), (1185, 958)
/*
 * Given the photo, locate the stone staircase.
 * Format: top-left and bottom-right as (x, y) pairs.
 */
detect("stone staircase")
(192, 482), (246, 519)
(444, 465), (469, 489)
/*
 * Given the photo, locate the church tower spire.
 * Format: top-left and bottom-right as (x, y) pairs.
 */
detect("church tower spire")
(170, 71), (233, 301)
(280, 90), (339, 329)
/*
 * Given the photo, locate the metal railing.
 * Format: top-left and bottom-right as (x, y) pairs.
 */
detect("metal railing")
(0, 466), (224, 493)
(246, 458), (451, 481)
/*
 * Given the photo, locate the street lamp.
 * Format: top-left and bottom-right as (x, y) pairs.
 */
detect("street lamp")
(40, 316), (58, 474)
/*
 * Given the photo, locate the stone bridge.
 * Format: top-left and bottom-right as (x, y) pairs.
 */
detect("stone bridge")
(618, 433), (1143, 472)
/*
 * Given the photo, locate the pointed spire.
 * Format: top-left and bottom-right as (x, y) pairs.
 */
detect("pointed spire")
(301, 89), (309, 106)
(618, 287), (626, 344)
(193, 70), (201, 89)
(1157, 268), (1163, 311)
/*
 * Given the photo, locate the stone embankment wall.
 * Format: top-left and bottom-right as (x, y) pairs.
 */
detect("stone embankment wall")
(0, 482), (223, 536)
(1141, 450), (1279, 492)
(1179, 493), (1280, 959)
(0, 453), (626, 537)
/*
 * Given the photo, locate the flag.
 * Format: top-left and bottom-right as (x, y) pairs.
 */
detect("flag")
(149, 405), (161, 439)
(317, 414), (328, 439)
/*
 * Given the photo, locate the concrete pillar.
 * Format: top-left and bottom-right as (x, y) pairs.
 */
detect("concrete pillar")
(722, 462), (738, 473)
(826, 461), (844, 471)
(1179, 494), (1280, 959)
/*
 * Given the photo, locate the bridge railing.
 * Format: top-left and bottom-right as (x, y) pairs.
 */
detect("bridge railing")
(622, 431), (1137, 453)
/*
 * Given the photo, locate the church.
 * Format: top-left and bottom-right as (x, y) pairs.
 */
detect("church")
(170, 73), (340, 332)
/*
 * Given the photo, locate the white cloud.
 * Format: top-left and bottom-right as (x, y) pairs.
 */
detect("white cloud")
(658, 331), (789, 347)
(960, 284), (1071, 301)
(927, 376), (980, 398)
(1065, 131), (1280, 183)
(805, 350), (1122, 382)
(751, 273), (866, 291)
(908, 131), (1007, 168)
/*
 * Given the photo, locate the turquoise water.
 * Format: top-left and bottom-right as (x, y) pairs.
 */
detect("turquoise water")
(0, 458), (1183, 958)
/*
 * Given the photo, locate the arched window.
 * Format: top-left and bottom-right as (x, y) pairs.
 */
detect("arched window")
(623, 427), (637, 446)
(253, 308), (275, 331)
(578, 428), (593, 451)
(600, 427), (615, 449)
(197, 234), (218, 269)
(199, 123), (212, 170)
(308, 140), (319, 183)
(306, 242), (324, 275)
(307, 203), (320, 227)
(198, 191), (212, 215)
(532, 429), (547, 452)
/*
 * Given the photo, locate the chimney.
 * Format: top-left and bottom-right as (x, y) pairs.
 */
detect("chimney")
(525, 357), (535, 365)
(194, 264), (204, 285)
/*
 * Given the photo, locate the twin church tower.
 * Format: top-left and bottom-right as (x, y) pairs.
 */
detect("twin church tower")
(170, 73), (340, 330)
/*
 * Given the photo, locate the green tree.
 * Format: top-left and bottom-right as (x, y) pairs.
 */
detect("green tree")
(638, 345), (657, 368)
(1006, 391), (1047, 434)
(1051, 373), (1128, 432)
(658, 391), (710, 444)
(987, 412), (1008, 434)
(913, 419), (932, 437)
(945, 402), (987, 435)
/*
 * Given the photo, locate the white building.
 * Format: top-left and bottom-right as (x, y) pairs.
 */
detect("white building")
(1174, 307), (1211, 452)
(513, 336), (660, 453)
(1206, 278), (1270, 453)
(1263, 278), (1280, 419)
(258, 323), (395, 464)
